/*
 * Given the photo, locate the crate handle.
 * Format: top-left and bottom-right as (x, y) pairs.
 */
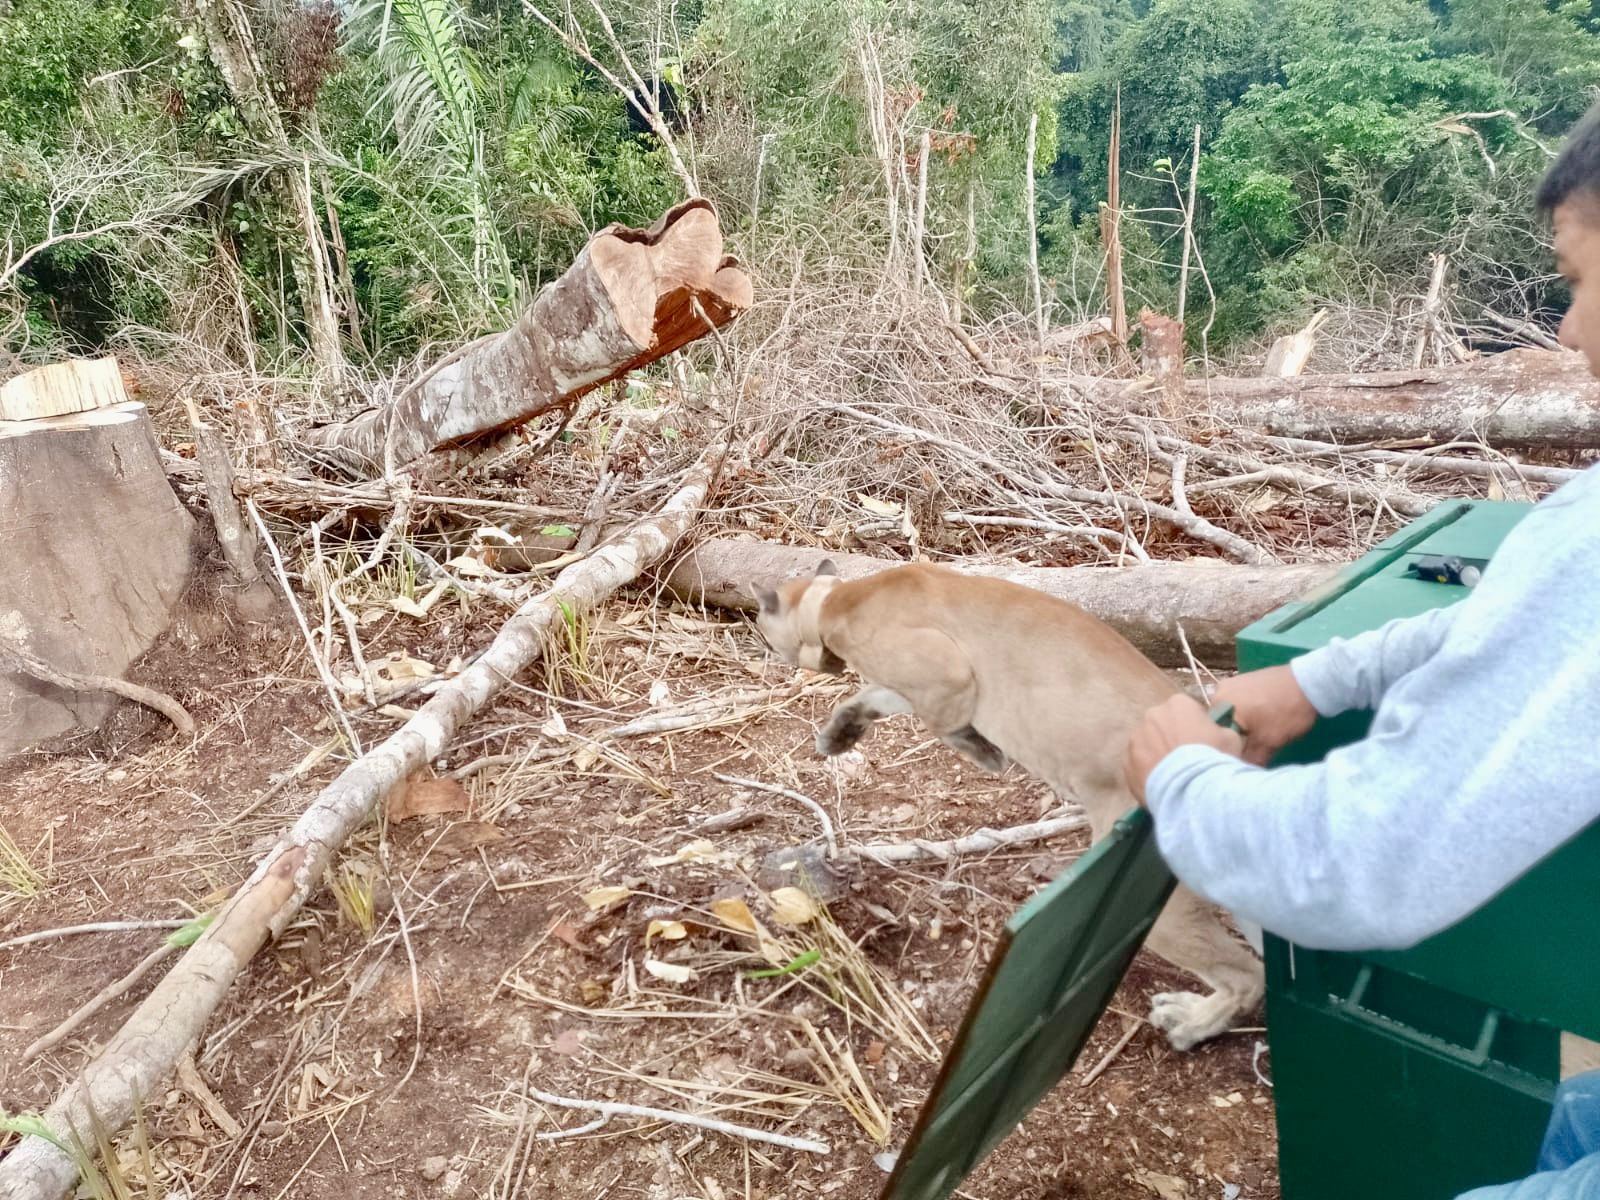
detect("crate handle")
(1329, 964), (1504, 1069)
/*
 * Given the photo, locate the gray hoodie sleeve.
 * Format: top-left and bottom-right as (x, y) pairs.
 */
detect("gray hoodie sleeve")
(1289, 604), (1460, 716)
(1143, 468), (1600, 952)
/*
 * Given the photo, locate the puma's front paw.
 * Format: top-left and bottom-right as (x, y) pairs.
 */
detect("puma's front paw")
(816, 712), (868, 756)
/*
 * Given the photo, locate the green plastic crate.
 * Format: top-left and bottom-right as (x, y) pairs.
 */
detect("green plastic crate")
(1236, 499), (1600, 1200)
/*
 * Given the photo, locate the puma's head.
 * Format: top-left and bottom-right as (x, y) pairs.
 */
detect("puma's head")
(751, 559), (840, 668)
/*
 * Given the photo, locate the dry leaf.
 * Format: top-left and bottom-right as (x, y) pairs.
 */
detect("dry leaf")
(549, 918), (585, 951)
(390, 579), (449, 619)
(646, 919), (689, 944)
(864, 1040), (886, 1065)
(444, 553), (493, 577)
(1243, 487), (1284, 514)
(1133, 1169), (1190, 1200)
(387, 777), (470, 822)
(578, 978), (608, 1003)
(643, 958), (698, 985)
(583, 885), (633, 912)
(550, 1028), (584, 1057)
(710, 896), (759, 934)
(541, 709), (569, 739)
(647, 680), (672, 707)
(431, 820), (504, 857)
(855, 492), (903, 518)
(1488, 473), (1506, 501)
(769, 886), (820, 926)
(646, 839), (724, 867)
(380, 652), (436, 682)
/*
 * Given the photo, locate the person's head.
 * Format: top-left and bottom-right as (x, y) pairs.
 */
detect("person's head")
(1538, 101), (1600, 376)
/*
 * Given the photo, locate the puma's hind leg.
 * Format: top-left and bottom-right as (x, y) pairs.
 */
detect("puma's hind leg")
(1075, 782), (1262, 1052)
(1140, 883), (1265, 1051)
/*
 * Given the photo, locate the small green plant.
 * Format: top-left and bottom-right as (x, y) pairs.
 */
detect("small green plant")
(332, 865), (377, 936)
(0, 821), (47, 907)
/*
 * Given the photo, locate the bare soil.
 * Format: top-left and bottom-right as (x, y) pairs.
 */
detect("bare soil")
(0, 585), (1275, 1200)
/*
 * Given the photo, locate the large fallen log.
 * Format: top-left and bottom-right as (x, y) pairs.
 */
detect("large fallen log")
(1112, 348), (1600, 448)
(302, 199), (751, 473)
(660, 538), (1336, 669)
(0, 448), (723, 1200)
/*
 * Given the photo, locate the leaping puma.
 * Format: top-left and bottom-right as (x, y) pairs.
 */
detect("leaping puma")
(751, 558), (1263, 1051)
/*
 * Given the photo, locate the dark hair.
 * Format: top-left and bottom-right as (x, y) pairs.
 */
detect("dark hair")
(1537, 99), (1600, 213)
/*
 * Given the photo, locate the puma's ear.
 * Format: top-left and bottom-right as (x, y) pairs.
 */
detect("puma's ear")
(814, 558), (839, 577)
(753, 583), (781, 614)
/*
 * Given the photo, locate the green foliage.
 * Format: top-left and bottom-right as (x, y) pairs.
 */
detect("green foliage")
(0, 0), (1592, 362)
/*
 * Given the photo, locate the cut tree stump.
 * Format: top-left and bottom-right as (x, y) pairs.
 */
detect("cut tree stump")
(0, 401), (195, 759)
(0, 355), (127, 421)
(1109, 348), (1600, 447)
(660, 538), (1336, 670)
(302, 198), (752, 473)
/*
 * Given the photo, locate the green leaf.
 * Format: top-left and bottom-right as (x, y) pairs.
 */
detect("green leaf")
(165, 910), (216, 948)
(540, 524), (577, 539)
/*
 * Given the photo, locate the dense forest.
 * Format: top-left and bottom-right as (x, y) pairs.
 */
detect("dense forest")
(3, 0), (1596, 376)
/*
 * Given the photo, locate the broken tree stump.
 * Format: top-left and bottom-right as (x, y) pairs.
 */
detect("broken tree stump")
(0, 384), (195, 759)
(302, 198), (753, 473)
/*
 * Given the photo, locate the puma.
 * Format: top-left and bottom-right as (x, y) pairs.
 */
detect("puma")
(751, 559), (1263, 1051)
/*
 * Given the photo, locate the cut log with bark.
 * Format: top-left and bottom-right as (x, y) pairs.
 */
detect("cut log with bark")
(0, 400), (194, 760)
(660, 538), (1336, 669)
(0, 447), (723, 1200)
(1111, 348), (1600, 448)
(302, 199), (752, 474)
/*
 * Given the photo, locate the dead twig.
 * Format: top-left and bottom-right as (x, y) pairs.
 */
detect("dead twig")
(518, 1084), (830, 1154)
(0, 634), (195, 737)
(712, 774), (838, 859)
(854, 812), (1088, 865)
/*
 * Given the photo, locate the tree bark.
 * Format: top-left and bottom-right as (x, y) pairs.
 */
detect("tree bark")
(1116, 348), (1600, 447)
(0, 447), (723, 1200)
(301, 199), (751, 474)
(0, 402), (194, 759)
(659, 538), (1336, 669)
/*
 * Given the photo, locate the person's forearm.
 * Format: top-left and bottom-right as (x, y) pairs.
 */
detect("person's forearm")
(1289, 603), (1459, 716)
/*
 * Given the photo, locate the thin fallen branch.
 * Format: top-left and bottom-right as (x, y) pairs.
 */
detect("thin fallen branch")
(1256, 434), (1580, 487)
(522, 1085), (829, 1154)
(0, 635), (194, 737)
(1079, 1018), (1142, 1088)
(24, 942), (178, 1062)
(712, 774), (838, 860)
(0, 446), (725, 1200)
(0, 921), (192, 954)
(854, 812), (1089, 865)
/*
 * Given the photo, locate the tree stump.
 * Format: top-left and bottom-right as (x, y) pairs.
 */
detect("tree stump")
(0, 388), (195, 758)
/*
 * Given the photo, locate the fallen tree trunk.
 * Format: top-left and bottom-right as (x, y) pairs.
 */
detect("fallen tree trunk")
(0, 448), (724, 1200)
(302, 199), (751, 473)
(660, 538), (1336, 669)
(1117, 348), (1600, 448)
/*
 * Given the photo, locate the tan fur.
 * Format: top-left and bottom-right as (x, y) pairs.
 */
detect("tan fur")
(753, 561), (1263, 1051)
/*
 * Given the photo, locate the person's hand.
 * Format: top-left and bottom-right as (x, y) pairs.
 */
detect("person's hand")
(1125, 694), (1245, 804)
(1210, 665), (1320, 767)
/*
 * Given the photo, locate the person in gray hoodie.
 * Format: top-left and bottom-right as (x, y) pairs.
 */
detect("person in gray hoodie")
(1123, 98), (1600, 1200)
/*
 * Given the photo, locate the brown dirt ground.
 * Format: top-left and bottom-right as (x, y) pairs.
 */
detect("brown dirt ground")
(0, 580), (1276, 1200)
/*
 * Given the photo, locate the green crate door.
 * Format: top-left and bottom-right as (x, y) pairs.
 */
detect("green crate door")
(881, 809), (1176, 1200)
